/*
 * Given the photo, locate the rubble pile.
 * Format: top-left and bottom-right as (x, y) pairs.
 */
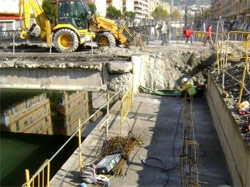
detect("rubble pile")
(211, 63), (250, 146)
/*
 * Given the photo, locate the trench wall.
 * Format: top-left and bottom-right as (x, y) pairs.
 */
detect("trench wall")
(206, 74), (250, 187)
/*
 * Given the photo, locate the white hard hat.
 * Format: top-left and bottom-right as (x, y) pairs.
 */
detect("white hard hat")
(181, 77), (188, 84)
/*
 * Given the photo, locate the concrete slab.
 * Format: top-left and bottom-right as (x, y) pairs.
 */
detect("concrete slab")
(51, 95), (231, 187)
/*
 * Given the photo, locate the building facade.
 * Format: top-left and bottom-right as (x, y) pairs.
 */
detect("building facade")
(107, 0), (123, 12)
(134, 0), (149, 19)
(211, 0), (250, 23)
(0, 93), (53, 135)
(123, 0), (135, 12)
(148, 0), (160, 14)
(54, 91), (89, 136)
(87, 0), (106, 16)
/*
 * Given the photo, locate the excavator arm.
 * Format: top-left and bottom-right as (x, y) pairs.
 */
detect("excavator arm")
(19, 0), (52, 46)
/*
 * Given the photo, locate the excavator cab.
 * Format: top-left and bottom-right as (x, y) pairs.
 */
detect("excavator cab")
(57, 0), (89, 29)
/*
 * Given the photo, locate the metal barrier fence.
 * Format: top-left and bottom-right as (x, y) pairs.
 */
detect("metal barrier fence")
(237, 34), (250, 107)
(176, 30), (227, 45)
(120, 86), (134, 134)
(225, 31), (250, 63)
(215, 31), (250, 109)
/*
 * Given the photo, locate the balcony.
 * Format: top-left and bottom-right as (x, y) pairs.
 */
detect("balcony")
(134, 0), (148, 6)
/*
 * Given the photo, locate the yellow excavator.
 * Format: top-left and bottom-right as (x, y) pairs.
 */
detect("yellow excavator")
(19, 0), (133, 53)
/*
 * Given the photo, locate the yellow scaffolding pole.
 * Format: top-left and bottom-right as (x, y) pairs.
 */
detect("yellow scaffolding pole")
(238, 35), (250, 108)
(78, 119), (83, 175)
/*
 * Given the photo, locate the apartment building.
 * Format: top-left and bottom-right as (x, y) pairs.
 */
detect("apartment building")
(148, 0), (161, 14)
(123, 0), (135, 12)
(54, 91), (89, 136)
(107, 0), (123, 12)
(87, 0), (107, 16)
(211, 0), (250, 22)
(0, 93), (53, 135)
(134, 0), (149, 19)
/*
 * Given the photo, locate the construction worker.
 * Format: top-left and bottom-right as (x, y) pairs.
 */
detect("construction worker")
(180, 78), (197, 96)
(204, 24), (212, 46)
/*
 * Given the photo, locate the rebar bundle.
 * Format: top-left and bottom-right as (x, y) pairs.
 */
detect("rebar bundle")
(104, 134), (140, 176)
(180, 96), (201, 187)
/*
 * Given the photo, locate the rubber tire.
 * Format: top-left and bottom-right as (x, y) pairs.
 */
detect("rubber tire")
(53, 29), (79, 53)
(96, 32), (116, 47)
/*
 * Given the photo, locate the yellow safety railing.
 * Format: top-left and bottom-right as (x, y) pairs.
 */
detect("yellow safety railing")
(24, 159), (50, 187)
(225, 31), (250, 64)
(120, 86), (134, 134)
(237, 34), (250, 108)
(214, 31), (250, 109)
(176, 30), (226, 45)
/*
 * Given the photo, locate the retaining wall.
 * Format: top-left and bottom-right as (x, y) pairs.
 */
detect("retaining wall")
(206, 74), (250, 187)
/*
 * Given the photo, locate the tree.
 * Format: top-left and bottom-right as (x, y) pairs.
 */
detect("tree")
(106, 6), (122, 20)
(187, 13), (194, 23)
(151, 6), (170, 20)
(171, 8), (182, 21)
(124, 11), (135, 21)
(42, 0), (55, 22)
(88, 3), (96, 15)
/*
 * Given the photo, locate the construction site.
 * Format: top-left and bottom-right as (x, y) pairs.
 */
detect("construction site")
(0, 0), (250, 187)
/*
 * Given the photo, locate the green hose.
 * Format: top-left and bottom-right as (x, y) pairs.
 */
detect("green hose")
(139, 85), (181, 97)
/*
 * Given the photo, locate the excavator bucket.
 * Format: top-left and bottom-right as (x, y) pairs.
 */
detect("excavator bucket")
(130, 33), (146, 50)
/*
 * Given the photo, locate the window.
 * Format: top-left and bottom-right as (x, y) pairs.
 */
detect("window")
(24, 120), (28, 127)
(16, 122), (20, 131)
(44, 105), (47, 113)
(26, 101), (31, 108)
(11, 107), (17, 115)
(58, 1), (89, 29)
(29, 117), (33, 124)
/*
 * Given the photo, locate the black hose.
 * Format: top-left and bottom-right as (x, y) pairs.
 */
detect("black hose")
(141, 104), (183, 186)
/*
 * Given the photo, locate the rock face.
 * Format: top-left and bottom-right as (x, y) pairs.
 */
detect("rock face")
(107, 50), (215, 93)
(108, 73), (132, 96)
(139, 50), (215, 90)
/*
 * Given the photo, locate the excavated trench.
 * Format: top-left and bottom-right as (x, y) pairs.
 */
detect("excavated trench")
(136, 50), (216, 90)
(2, 47), (248, 185)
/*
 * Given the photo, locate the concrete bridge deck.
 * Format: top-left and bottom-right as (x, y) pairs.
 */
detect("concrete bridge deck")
(50, 94), (231, 187)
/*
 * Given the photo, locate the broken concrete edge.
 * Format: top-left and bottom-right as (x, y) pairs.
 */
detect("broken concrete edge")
(50, 101), (121, 185)
(206, 74), (250, 187)
(107, 62), (133, 74)
(0, 84), (106, 91)
(0, 52), (132, 61)
(0, 61), (103, 71)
